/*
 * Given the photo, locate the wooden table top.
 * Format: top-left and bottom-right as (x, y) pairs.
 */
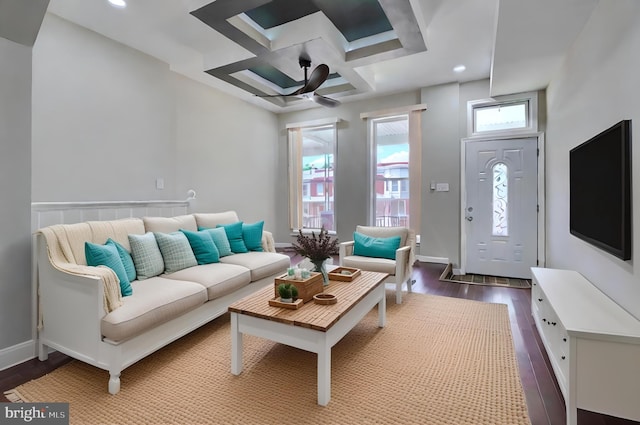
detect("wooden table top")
(228, 271), (388, 332)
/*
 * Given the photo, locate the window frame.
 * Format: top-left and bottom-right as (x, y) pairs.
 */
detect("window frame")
(467, 92), (538, 138)
(362, 104), (426, 235)
(286, 117), (339, 233)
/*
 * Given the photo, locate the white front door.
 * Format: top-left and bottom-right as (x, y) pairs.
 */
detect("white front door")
(464, 138), (538, 278)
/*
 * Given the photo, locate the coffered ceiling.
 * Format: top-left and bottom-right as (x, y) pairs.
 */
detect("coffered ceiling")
(45, 0), (599, 112)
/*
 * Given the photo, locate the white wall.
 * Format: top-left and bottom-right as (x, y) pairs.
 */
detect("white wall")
(0, 36), (33, 361)
(546, 0), (640, 319)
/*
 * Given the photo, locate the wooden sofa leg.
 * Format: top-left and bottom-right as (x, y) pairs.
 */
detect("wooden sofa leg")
(395, 283), (403, 304)
(109, 372), (121, 394)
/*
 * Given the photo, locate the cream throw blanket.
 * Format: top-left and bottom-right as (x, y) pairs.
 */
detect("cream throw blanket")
(36, 226), (123, 321)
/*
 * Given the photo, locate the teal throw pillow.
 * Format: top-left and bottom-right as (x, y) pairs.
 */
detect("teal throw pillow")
(180, 229), (220, 265)
(106, 238), (136, 282)
(242, 221), (264, 252)
(216, 222), (248, 253)
(128, 232), (165, 280)
(353, 232), (401, 260)
(199, 227), (233, 257)
(154, 232), (198, 274)
(85, 241), (133, 296)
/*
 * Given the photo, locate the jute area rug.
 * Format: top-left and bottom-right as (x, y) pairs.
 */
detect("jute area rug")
(6, 292), (531, 425)
(440, 264), (532, 289)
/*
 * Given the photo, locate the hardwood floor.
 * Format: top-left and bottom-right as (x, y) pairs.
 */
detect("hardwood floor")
(1, 259), (638, 425)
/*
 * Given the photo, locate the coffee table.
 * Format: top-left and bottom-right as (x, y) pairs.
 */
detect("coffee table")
(228, 270), (388, 406)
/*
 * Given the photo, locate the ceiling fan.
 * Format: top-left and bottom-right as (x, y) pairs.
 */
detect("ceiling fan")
(258, 58), (341, 108)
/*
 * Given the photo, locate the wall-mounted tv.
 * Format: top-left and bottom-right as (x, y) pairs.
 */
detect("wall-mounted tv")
(569, 119), (632, 260)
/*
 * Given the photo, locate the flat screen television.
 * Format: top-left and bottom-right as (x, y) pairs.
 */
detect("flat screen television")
(569, 119), (632, 260)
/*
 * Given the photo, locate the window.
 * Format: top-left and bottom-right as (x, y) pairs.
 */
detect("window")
(492, 163), (508, 236)
(475, 103), (527, 132)
(467, 92), (538, 137)
(287, 118), (338, 231)
(372, 116), (411, 228)
(362, 104), (425, 234)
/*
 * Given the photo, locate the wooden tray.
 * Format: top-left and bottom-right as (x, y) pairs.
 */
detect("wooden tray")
(268, 297), (304, 309)
(274, 272), (323, 303)
(313, 294), (337, 305)
(328, 267), (361, 281)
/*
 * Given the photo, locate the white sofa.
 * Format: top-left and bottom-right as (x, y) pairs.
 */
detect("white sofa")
(35, 211), (290, 394)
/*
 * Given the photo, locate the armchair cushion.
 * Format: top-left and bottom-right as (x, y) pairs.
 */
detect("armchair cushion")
(353, 232), (401, 260)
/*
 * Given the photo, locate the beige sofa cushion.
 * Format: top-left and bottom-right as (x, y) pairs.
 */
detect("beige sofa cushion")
(143, 215), (197, 233)
(165, 263), (251, 301)
(220, 252), (290, 281)
(88, 218), (145, 250)
(101, 277), (207, 342)
(193, 211), (240, 228)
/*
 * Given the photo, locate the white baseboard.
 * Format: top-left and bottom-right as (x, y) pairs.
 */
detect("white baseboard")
(275, 242), (293, 249)
(416, 255), (449, 264)
(0, 340), (35, 371)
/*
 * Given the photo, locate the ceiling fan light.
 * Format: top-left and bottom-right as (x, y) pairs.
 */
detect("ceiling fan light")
(108, 0), (126, 8)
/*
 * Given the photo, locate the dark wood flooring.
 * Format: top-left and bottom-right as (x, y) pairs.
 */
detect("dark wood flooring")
(1, 259), (638, 425)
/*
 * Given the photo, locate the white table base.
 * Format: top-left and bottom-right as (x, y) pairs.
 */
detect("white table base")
(230, 282), (386, 406)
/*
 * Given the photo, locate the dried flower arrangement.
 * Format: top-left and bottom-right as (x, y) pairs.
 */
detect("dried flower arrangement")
(292, 227), (339, 263)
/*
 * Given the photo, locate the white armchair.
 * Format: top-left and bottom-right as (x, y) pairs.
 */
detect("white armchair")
(339, 225), (416, 304)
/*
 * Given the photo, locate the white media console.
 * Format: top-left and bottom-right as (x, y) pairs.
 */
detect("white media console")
(531, 268), (640, 425)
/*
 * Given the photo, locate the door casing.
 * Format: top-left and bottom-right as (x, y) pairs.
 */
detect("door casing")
(460, 132), (546, 276)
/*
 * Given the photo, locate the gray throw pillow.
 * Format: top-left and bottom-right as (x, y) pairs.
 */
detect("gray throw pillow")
(154, 231), (198, 274)
(128, 232), (165, 280)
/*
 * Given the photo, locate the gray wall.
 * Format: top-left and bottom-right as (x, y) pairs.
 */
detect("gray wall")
(0, 35), (33, 358)
(0, 0), (49, 366)
(32, 13), (279, 227)
(276, 91), (422, 245)
(545, 0), (640, 319)
(276, 81), (491, 268)
(0, 12), (280, 365)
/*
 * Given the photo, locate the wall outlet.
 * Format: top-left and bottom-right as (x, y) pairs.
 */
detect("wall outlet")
(156, 178), (164, 190)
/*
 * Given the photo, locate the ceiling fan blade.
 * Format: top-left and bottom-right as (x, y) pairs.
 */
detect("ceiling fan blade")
(313, 93), (341, 108)
(294, 64), (329, 95)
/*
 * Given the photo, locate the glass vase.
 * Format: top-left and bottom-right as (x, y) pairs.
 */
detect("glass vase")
(311, 259), (330, 286)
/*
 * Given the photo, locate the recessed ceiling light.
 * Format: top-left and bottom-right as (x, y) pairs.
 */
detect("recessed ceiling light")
(108, 0), (126, 8)
(453, 65), (466, 73)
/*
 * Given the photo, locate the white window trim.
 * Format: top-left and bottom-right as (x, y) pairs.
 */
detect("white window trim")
(467, 92), (538, 138)
(362, 104), (425, 233)
(287, 118), (340, 234)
